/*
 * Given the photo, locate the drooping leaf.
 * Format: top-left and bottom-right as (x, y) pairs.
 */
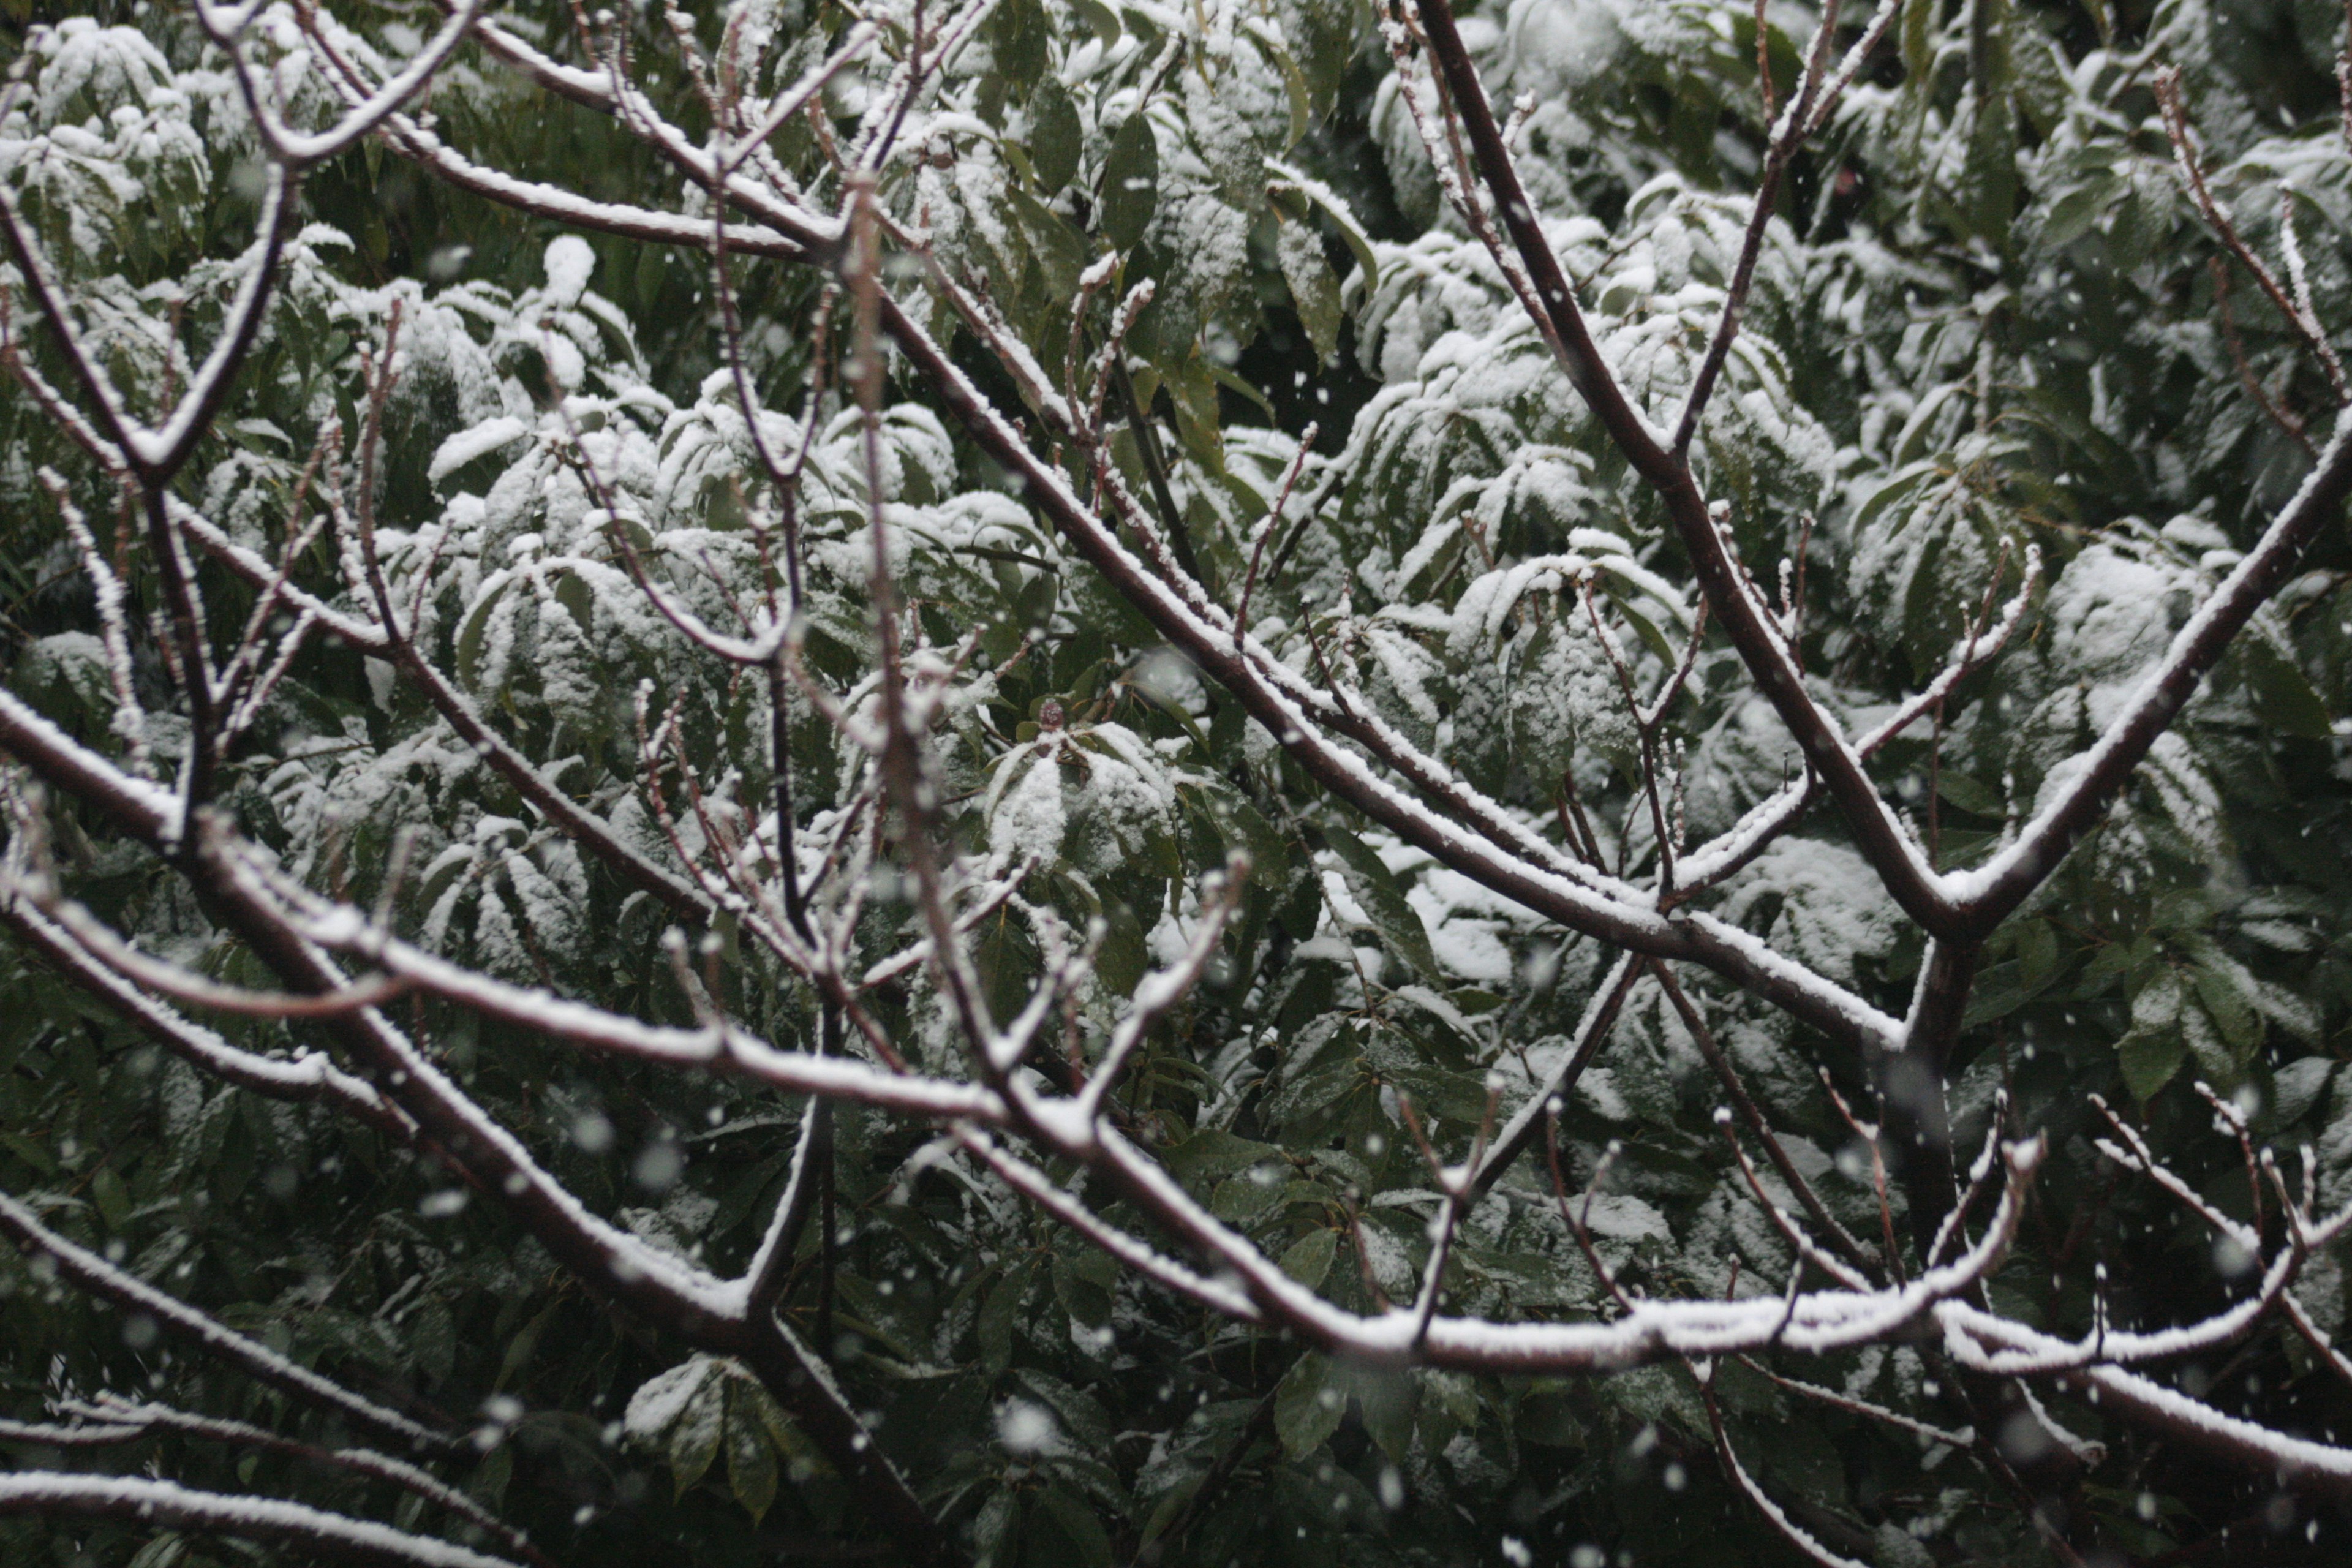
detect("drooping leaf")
(1099, 112), (1159, 252)
(1028, 75), (1082, 194)
(1273, 1352), (1343, 1458)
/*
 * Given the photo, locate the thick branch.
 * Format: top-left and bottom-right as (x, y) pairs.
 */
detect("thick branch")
(1409, 0), (1961, 939)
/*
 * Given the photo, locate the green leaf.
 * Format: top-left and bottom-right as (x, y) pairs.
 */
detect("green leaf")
(1261, 1059), (1360, 1128)
(1387, 1064), (1495, 1126)
(413, 1296), (455, 1387)
(1164, 1127), (1286, 1182)
(2191, 962), (2261, 1058)
(1052, 1249), (1114, 1327)
(978, 1261), (1030, 1371)
(2130, 970), (2183, 1032)
(1901, 0), (1933, 80)
(2244, 634), (2334, 741)
(2007, 23), (2070, 137)
(2108, 181), (2172, 274)
(990, 0), (1049, 85)
(725, 1384), (779, 1525)
(0, 1132), (53, 1175)
(1242, 20), (1313, 149)
(1351, 1365), (1417, 1463)
(126, 1532), (187, 1568)
(669, 1374), (726, 1499)
(1274, 1352), (1343, 1458)
(1166, 353), (1224, 472)
(2018, 918), (2059, 987)
(554, 568), (595, 636)
(2181, 1000), (2239, 1087)
(1322, 823), (1441, 985)
(2274, 1057), (2335, 1125)
(1936, 772), (2003, 818)
(1013, 1368), (1117, 1457)
(1099, 112), (1159, 252)
(1035, 1484), (1115, 1568)
(454, 576), (516, 687)
(90, 1164), (129, 1231)
(1267, 160), (1378, 292)
(973, 1488), (1020, 1568)
(1094, 892), (1149, 996)
(1011, 189), (1087, 306)
(1961, 958), (2059, 1029)
(1210, 364), (1278, 424)
(472, 1444), (513, 1510)
(496, 1300), (557, 1389)
(2118, 1026), (2185, 1102)
(1212, 1169), (1287, 1224)
(1277, 216), (1342, 363)
(1278, 1227), (1336, 1290)
(1198, 791), (1288, 890)
(1029, 76), (1082, 193)
(2038, 175), (2116, 249)
(1070, 0), (1120, 45)
(1730, 9), (1801, 104)
(1420, 1368), (1482, 1427)
(1961, 96), (2018, 246)
(1515, 1388), (1586, 1449)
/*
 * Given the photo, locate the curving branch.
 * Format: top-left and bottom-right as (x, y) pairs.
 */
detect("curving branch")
(0, 1472), (521, 1568)
(0, 1191), (454, 1455)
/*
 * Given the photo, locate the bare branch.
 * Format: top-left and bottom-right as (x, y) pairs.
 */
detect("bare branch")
(1703, 1371), (1873, 1568)
(0, 1472), (521, 1568)
(1660, 963), (1878, 1273)
(2155, 67), (2348, 403)
(0, 1191), (454, 1455)
(61, 1396), (550, 1568)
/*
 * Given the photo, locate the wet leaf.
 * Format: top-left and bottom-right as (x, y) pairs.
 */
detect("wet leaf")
(1099, 112), (1159, 252)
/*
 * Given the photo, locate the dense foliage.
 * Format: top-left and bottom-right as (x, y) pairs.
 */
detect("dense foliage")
(6, 0), (2352, 1564)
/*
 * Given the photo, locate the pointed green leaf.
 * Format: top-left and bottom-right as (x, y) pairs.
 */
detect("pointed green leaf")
(2275, 1057), (2336, 1125)
(91, 1164), (129, 1232)
(2181, 1000), (2239, 1086)
(2118, 1026), (2185, 1103)
(1274, 1351), (1343, 1458)
(1052, 1249), (1114, 1327)
(1035, 1484), (1115, 1568)
(1029, 77), (1082, 194)
(1071, 0), (1120, 45)
(1278, 217), (1342, 362)
(668, 1374), (726, 1499)
(2191, 962), (2261, 1058)
(990, 0), (1048, 85)
(1099, 113), (1159, 252)
(1278, 1227), (1336, 1291)
(1322, 823), (1441, 984)
(973, 1488), (1020, 1568)
(1267, 159), (1378, 292)
(454, 576), (515, 687)
(726, 1384), (779, 1525)
(978, 1261), (1030, 1371)
(2130, 970), (2183, 1032)
(1351, 1365), (1417, 1463)
(2244, 634), (2333, 741)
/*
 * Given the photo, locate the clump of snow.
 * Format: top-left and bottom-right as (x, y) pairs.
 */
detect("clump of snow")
(995, 1397), (1060, 1456)
(1719, 840), (1901, 984)
(541, 234), (598, 309)
(624, 1355), (720, 1445)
